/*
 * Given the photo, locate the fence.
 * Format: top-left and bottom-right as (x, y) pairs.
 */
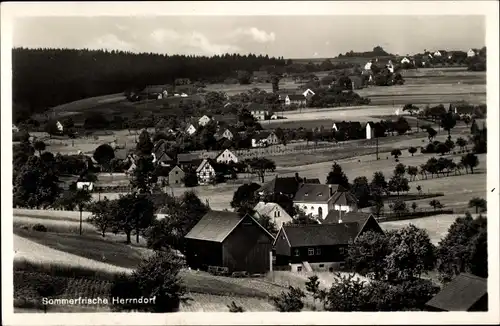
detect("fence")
(377, 208), (455, 223)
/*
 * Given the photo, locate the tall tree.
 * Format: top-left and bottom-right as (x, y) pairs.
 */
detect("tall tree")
(88, 198), (114, 237)
(130, 155), (158, 194)
(247, 157), (276, 183)
(370, 171), (388, 194)
(468, 197), (487, 214)
(136, 130), (153, 156)
(230, 182), (261, 210)
(326, 162), (350, 189)
(93, 144), (115, 170)
(73, 189), (92, 235)
(440, 110), (457, 140)
(351, 176), (371, 208)
(461, 153), (479, 174)
(346, 231), (390, 280)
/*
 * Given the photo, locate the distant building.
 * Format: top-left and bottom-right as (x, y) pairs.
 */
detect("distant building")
(198, 115), (212, 127)
(433, 50), (442, 57)
(467, 48), (478, 57)
(257, 174), (320, 199)
(184, 211), (275, 274)
(253, 201), (293, 227)
(56, 121), (64, 133)
(185, 124), (197, 135)
(251, 110), (269, 121)
(285, 94), (307, 107)
(426, 273), (487, 311)
(251, 131), (280, 148)
(400, 57), (410, 64)
(302, 88), (316, 98)
(365, 121), (376, 140)
(140, 85), (168, 99)
(196, 158), (228, 184)
(168, 165), (185, 186)
(215, 149), (239, 164)
(364, 61), (372, 70)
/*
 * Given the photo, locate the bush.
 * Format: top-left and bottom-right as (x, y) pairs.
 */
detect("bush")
(32, 224), (47, 232)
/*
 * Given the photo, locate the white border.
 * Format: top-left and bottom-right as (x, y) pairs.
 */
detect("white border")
(2, 2), (499, 325)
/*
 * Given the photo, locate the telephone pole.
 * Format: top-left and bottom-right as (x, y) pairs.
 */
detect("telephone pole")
(376, 135), (379, 160)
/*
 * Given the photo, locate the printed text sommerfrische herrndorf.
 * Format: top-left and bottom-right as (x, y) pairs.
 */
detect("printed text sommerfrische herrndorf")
(42, 296), (156, 306)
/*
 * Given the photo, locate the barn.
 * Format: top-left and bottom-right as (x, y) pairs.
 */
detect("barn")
(184, 211), (275, 274)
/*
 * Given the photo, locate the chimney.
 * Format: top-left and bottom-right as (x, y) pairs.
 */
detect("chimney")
(338, 210), (343, 224)
(329, 184), (334, 197)
(295, 172), (300, 182)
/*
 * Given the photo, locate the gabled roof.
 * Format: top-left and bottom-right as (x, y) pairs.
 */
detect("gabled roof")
(253, 202), (286, 218)
(330, 191), (358, 206)
(426, 273), (487, 311)
(323, 211), (374, 225)
(293, 184), (335, 203)
(258, 176), (301, 197)
(253, 131), (274, 141)
(365, 121), (375, 128)
(169, 165), (184, 174)
(196, 158), (228, 173)
(215, 149), (236, 160)
(142, 85), (168, 94)
(281, 223), (360, 247)
(287, 94), (306, 101)
(177, 153), (200, 163)
(185, 211), (275, 242)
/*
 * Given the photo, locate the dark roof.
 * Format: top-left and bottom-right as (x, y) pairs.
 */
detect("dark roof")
(247, 103), (267, 112)
(293, 184), (336, 203)
(282, 223), (360, 247)
(142, 85), (168, 94)
(253, 131), (274, 141)
(334, 121), (363, 131)
(323, 211), (374, 225)
(185, 211), (274, 242)
(302, 178), (320, 184)
(258, 176), (302, 197)
(330, 191), (358, 206)
(287, 94), (306, 101)
(426, 273), (487, 311)
(177, 153), (200, 163)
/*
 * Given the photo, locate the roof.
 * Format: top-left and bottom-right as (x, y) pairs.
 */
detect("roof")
(253, 202), (284, 217)
(258, 176), (301, 196)
(426, 273), (487, 311)
(177, 153), (200, 163)
(330, 191), (358, 206)
(323, 211), (374, 225)
(287, 94), (306, 101)
(253, 131), (274, 141)
(196, 158), (228, 173)
(142, 85), (168, 94)
(365, 121), (375, 128)
(185, 211), (274, 242)
(169, 165), (184, 174)
(334, 121), (363, 131)
(215, 149), (236, 160)
(294, 184), (343, 203)
(282, 223), (360, 247)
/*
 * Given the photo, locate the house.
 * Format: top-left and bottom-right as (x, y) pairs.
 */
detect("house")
(273, 220), (381, 272)
(251, 110), (269, 121)
(426, 273), (487, 311)
(253, 202), (293, 227)
(257, 173), (319, 199)
(196, 158), (228, 184)
(153, 140), (174, 166)
(433, 50), (442, 57)
(185, 124), (197, 135)
(181, 93), (189, 98)
(332, 121), (363, 139)
(76, 181), (94, 191)
(293, 184), (357, 221)
(140, 85), (168, 99)
(198, 115), (212, 127)
(467, 48), (477, 57)
(302, 88), (316, 98)
(365, 121), (376, 140)
(251, 131), (280, 148)
(215, 149), (239, 164)
(12, 124), (19, 133)
(56, 121), (64, 133)
(168, 165), (185, 186)
(322, 211), (382, 233)
(215, 128), (236, 141)
(364, 61), (372, 70)
(285, 94), (307, 107)
(184, 211), (275, 274)
(400, 57), (410, 64)
(177, 153), (202, 170)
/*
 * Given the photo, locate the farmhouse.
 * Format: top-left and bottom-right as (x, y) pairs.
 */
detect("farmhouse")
(400, 57), (410, 64)
(177, 153), (202, 170)
(426, 273), (487, 311)
(253, 202), (293, 227)
(302, 88), (316, 98)
(251, 131), (280, 148)
(285, 94), (307, 107)
(322, 211), (382, 232)
(365, 121), (376, 140)
(433, 50), (443, 57)
(215, 127), (236, 141)
(258, 174), (320, 199)
(467, 48), (478, 57)
(332, 121), (363, 139)
(293, 184), (358, 221)
(168, 165), (185, 186)
(153, 140), (174, 166)
(198, 115), (212, 127)
(273, 220), (381, 272)
(196, 158), (227, 184)
(184, 211), (275, 274)
(185, 123), (197, 135)
(215, 149), (238, 164)
(364, 61), (372, 70)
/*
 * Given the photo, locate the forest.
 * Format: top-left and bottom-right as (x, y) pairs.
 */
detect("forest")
(12, 48), (286, 119)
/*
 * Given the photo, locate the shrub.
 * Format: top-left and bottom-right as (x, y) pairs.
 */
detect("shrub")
(32, 224), (47, 232)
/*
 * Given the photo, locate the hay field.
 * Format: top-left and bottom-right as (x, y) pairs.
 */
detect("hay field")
(380, 213), (485, 245)
(180, 293), (274, 312)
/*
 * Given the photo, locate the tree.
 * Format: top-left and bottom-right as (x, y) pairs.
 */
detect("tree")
(73, 189), (92, 235)
(88, 198), (114, 237)
(33, 140), (46, 156)
(440, 110), (457, 140)
(247, 157), (276, 183)
(461, 153), (479, 174)
(270, 286), (306, 312)
(392, 199), (408, 216)
(321, 273), (367, 311)
(403, 104), (419, 116)
(370, 193), (385, 218)
(429, 199), (443, 211)
(346, 231), (390, 280)
(182, 168), (199, 187)
(230, 183), (261, 210)
(227, 301), (245, 312)
(437, 213), (487, 282)
(305, 275), (321, 306)
(388, 174), (410, 196)
(427, 127), (437, 142)
(111, 251), (186, 312)
(384, 225), (436, 282)
(468, 197), (487, 214)
(436, 142), (449, 156)
(456, 137), (467, 151)
(394, 163), (406, 176)
(394, 117), (411, 135)
(351, 176), (371, 208)
(136, 130), (153, 156)
(370, 171), (388, 194)
(93, 144), (115, 170)
(110, 193), (154, 244)
(13, 156), (61, 209)
(408, 147), (417, 157)
(255, 214), (278, 236)
(289, 207), (319, 225)
(271, 74), (281, 93)
(390, 149), (402, 160)
(444, 139), (455, 152)
(406, 166), (418, 181)
(411, 202), (418, 212)
(130, 155), (157, 194)
(326, 162), (350, 189)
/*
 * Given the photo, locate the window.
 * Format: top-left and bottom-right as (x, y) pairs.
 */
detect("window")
(297, 266), (302, 272)
(274, 211), (278, 218)
(308, 248), (315, 256)
(277, 210), (281, 217)
(316, 248), (321, 255)
(339, 247), (345, 255)
(175, 171), (178, 175)
(318, 207), (323, 219)
(319, 264), (324, 268)
(294, 249), (300, 257)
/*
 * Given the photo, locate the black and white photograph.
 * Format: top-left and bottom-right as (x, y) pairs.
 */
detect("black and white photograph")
(2, 1), (499, 325)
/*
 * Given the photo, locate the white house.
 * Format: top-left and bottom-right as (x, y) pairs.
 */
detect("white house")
(218, 128), (235, 141)
(198, 115), (212, 127)
(285, 94), (307, 107)
(467, 49), (477, 57)
(185, 124), (197, 135)
(251, 110), (269, 121)
(215, 149), (238, 164)
(56, 120), (64, 132)
(76, 181), (94, 191)
(251, 131), (280, 148)
(400, 57), (410, 64)
(293, 184), (358, 221)
(253, 201), (293, 227)
(364, 61), (372, 70)
(365, 122), (375, 140)
(302, 88), (316, 98)
(195, 159), (225, 184)
(433, 50), (442, 57)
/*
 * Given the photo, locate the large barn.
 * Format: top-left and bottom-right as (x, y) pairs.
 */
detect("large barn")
(184, 211), (275, 274)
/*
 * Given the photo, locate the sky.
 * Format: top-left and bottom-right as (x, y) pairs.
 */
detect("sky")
(13, 16), (485, 59)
